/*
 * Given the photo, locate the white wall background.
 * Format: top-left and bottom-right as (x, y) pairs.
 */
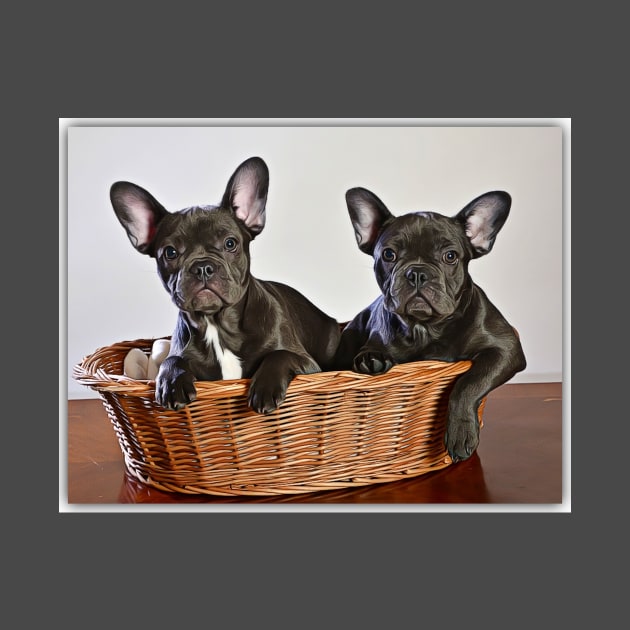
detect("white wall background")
(64, 121), (566, 399)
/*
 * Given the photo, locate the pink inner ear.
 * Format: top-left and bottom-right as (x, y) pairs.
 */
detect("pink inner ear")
(350, 200), (390, 254)
(465, 207), (494, 251)
(354, 222), (379, 249)
(232, 177), (266, 231)
(129, 207), (158, 249)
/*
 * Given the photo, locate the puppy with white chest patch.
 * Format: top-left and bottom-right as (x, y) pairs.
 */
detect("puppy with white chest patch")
(110, 156), (341, 413)
(334, 186), (526, 462)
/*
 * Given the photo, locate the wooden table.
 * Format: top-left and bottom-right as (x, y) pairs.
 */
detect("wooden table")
(65, 382), (563, 507)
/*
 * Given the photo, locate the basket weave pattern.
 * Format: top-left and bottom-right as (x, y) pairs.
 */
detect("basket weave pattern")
(73, 338), (484, 496)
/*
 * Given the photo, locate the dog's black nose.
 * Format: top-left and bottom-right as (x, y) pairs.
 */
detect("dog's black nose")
(405, 266), (429, 287)
(191, 260), (215, 280)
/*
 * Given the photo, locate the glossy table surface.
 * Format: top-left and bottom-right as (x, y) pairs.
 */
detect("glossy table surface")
(65, 382), (564, 508)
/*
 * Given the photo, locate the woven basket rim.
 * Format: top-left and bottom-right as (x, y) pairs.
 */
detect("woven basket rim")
(73, 335), (474, 395)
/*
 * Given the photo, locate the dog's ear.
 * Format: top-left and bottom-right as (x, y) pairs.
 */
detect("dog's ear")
(346, 188), (394, 255)
(221, 156), (269, 236)
(110, 182), (169, 255)
(455, 191), (511, 257)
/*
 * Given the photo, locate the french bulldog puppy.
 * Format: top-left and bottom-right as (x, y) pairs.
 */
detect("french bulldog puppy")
(334, 186), (526, 461)
(110, 156), (340, 413)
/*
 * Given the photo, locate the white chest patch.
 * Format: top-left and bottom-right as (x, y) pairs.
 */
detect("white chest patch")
(203, 320), (243, 380)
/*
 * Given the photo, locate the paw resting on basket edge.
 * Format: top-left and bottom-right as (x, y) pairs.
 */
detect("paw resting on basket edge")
(123, 339), (171, 380)
(125, 345), (197, 411)
(124, 342), (199, 411)
(353, 349), (395, 375)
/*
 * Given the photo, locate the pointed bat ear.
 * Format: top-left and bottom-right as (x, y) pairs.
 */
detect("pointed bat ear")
(455, 191), (511, 257)
(345, 187), (394, 255)
(220, 156), (269, 236)
(110, 181), (169, 255)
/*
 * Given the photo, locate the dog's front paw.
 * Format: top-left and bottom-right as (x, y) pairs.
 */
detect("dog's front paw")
(248, 374), (289, 415)
(444, 414), (480, 463)
(155, 359), (197, 410)
(353, 350), (395, 375)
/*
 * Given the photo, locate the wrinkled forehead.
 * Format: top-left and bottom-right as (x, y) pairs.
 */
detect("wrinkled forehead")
(378, 212), (466, 250)
(156, 206), (245, 244)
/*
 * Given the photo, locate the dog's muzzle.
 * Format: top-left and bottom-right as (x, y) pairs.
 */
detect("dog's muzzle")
(190, 258), (216, 282)
(404, 265), (432, 289)
(389, 263), (453, 320)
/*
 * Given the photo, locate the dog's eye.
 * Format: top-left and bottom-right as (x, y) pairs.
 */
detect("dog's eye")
(164, 246), (178, 260)
(382, 248), (397, 263)
(224, 237), (238, 252)
(442, 250), (458, 265)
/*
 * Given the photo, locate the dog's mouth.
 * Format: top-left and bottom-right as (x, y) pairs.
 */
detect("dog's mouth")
(389, 283), (454, 322)
(172, 284), (228, 315)
(192, 287), (223, 310)
(404, 293), (434, 318)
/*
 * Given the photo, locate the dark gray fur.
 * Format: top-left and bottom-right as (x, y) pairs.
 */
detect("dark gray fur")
(334, 187), (526, 462)
(110, 157), (340, 413)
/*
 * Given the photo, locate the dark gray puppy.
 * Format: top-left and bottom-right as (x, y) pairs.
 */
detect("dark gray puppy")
(110, 156), (340, 413)
(334, 186), (526, 462)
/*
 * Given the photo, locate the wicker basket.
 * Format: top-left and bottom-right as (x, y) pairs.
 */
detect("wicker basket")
(73, 337), (485, 497)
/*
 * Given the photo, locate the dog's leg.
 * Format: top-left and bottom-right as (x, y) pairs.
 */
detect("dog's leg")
(333, 324), (367, 371)
(335, 313), (396, 374)
(338, 331), (396, 375)
(445, 345), (525, 461)
(154, 317), (198, 410)
(248, 350), (320, 414)
(155, 355), (197, 410)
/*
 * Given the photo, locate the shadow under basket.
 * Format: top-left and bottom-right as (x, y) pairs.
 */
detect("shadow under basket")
(73, 337), (485, 497)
